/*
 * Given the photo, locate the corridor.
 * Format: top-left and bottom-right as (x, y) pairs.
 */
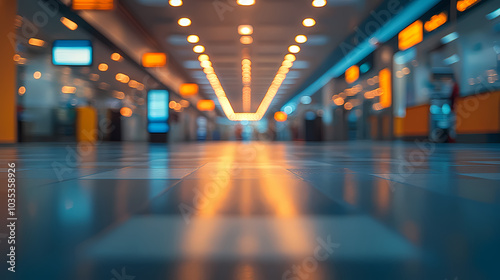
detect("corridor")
(3, 141), (500, 279)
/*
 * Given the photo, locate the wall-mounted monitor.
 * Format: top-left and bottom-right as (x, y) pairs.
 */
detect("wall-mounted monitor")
(147, 90), (169, 133)
(52, 40), (93, 66)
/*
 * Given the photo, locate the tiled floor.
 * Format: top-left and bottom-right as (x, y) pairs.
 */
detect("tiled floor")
(1, 141), (500, 279)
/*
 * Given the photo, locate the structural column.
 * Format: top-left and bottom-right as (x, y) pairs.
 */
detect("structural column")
(0, 0), (18, 143)
(322, 80), (335, 141)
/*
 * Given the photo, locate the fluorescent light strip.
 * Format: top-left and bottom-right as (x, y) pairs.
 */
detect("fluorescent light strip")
(486, 8), (500, 20)
(198, 48), (294, 121)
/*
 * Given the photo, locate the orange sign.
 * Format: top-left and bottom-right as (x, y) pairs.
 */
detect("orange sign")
(345, 65), (359, 84)
(424, 12), (447, 32)
(142, 53), (167, 68)
(379, 68), (392, 108)
(72, 0), (114, 10)
(197, 100), (215, 111)
(456, 0), (480, 12)
(179, 83), (199, 96)
(398, 20), (423, 50)
(274, 111), (287, 122)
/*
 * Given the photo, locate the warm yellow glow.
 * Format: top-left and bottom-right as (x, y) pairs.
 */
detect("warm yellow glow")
(193, 45), (205, 53)
(379, 68), (392, 108)
(240, 36), (253, 44)
(200, 60), (212, 68)
(180, 83), (199, 96)
(89, 73), (100, 81)
(169, 101), (177, 109)
(295, 35), (307, 44)
(237, 0), (255, 6)
(111, 53), (122, 61)
(312, 0), (327, 7)
(288, 45), (301, 53)
(198, 54), (209, 61)
(456, 0), (480, 12)
(344, 102), (353, 110)
(120, 107), (133, 117)
(72, 0), (114, 10)
(142, 53), (167, 67)
(284, 54), (296, 62)
(169, 0), (183, 7)
(238, 25), (253, 35)
(242, 57), (252, 112)
(13, 54), (21, 62)
(18, 86), (26, 95)
(60, 17), (78, 30)
(98, 63), (108, 71)
(333, 96), (344, 106)
(302, 18), (316, 27)
(180, 100), (190, 107)
(178, 17), (191, 27)
(398, 20), (423, 50)
(28, 38), (45, 47)
(33, 71), (42, 80)
(115, 73), (130, 83)
(345, 65), (359, 84)
(424, 12), (447, 32)
(274, 111), (287, 122)
(187, 35), (200, 43)
(197, 100), (215, 111)
(129, 80), (139, 88)
(62, 86), (76, 94)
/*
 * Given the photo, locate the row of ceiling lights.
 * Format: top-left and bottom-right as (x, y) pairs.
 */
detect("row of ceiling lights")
(173, 1), (326, 121)
(242, 58), (252, 112)
(170, 0), (325, 8)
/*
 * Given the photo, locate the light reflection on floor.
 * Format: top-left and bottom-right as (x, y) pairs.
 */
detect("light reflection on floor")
(1, 141), (500, 279)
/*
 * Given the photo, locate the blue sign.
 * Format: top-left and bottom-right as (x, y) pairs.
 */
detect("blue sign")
(147, 90), (169, 133)
(53, 40), (93, 66)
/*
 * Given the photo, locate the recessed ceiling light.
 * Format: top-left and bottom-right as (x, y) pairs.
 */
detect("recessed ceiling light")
(98, 63), (108, 71)
(238, 25), (253, 35)
(178, 17), (191, 27)
(302, 18), (316, 27)
(198, 54), (209, 61)
(187, 35), (199, 43)
(312, 0), (326, 8)
(237, 0), (255, 5)
(295, 35), (307, 43)
(169, 0), (182, 7)
(193, 45), (205, 53)
(288, 45), (301, 53)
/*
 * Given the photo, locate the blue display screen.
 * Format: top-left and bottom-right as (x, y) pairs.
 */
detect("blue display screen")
(52, 40), (93, 66)
(147, 90), (169, 133)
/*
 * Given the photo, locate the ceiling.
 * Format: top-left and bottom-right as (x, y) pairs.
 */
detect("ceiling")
(121, 0), (385, 115)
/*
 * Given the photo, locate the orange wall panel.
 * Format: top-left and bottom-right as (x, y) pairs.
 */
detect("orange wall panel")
(0, 0), (17, 143)
(456, 91), (500, 134)
(400, 104), (430, 137)
(76, 107), (98, 142)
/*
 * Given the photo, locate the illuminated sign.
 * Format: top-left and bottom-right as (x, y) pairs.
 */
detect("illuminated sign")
(180, 83), (199, 96)
(379, 68), (392, 108)
(345, 65), (359, 84)
(142, 53), (167, 68)
(147, 90), (169, 133)
(197, 100), (215, 111)
(424, 12), (447, 32)
(52, 40), (92, 66)
(72, 0), (114, 10)
(456, 0), (480, 12)
(398, 20), (423, 50)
